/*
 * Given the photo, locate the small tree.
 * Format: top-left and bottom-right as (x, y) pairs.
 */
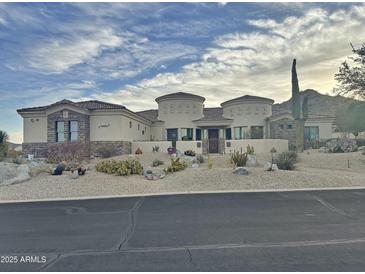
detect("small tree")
(336, 102), (365, 137)
(334, 43), (365, 99)
(0, 130), (9, 159)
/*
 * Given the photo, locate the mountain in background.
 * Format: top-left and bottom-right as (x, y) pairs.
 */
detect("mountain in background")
(272, 89), (357, 119)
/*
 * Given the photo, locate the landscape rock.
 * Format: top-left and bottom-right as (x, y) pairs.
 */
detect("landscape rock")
(70, 170), (79, 179)
(233, 167), (249, 175)
(192, 163), (199, 169)
(358, 146), (365, 152)
(0, 162), (31, 186)
(144, 166), (164, 180)
(264, 162), (278, 171)
(246, 154), (257, 167)
(183, 155), (196, 163)
(319, 146), (329, 153)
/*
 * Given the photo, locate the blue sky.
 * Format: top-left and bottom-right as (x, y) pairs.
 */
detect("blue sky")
(1, 2), (364, 143)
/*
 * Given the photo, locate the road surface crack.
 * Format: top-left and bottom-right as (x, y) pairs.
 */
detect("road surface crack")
(117, 197), (144, 250)
(38, 254), (62, 272)
(312, 194), (358, 220)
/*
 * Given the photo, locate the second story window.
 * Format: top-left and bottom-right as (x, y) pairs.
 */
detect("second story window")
(138, 124), (140, 130)
(56, 121), (65, 142)
(129, 121), (132, 128)
(69, 121), (78, 142)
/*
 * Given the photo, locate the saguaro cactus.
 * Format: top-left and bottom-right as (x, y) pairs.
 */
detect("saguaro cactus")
(291, 59), (305, 152)
(292, 59), (301, 120)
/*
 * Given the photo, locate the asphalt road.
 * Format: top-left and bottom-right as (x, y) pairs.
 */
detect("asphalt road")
(1, 189), (365, 271)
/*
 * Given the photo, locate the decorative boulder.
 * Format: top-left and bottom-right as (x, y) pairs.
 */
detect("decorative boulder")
(52, 163), (65, 175)
(358, 146), (365, 152)
(144, 166), (164, 180)
(319, 146), (329, 153)
(192, 163), (199, 169)
(233, 167), (249, 175)
(246, 154), (257, 167)
(71, 170), (79, 179)
(0, 163), (31, 186)
(264, 162), (278, 171)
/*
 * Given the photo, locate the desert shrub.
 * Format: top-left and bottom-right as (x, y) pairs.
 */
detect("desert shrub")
(196, 155), (204, 164)
(7, 149), (22, 159)
(152, 159), (164, 167)
(152, 145), (160, 152)
(96, 146), (116, 158)
(47, 142), (89, 164)
(230, 151), (247, 167)
(184, 150), (196, 156)
(164, 158), (188, 173)
(275, 151), (297, 170)
(325, 138), (358, 153)
(355, 139), (365, 147)
(246, 145), (255, 155)
(135, 148), (143, 154)
(96, 159), (143, 176)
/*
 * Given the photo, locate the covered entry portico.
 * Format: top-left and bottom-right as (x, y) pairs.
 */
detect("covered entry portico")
(194, 118), (233, 154)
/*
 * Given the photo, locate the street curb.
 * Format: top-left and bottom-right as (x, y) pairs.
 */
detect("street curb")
(1, 186), (365, 204)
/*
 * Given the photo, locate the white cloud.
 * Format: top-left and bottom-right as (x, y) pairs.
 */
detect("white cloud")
(29, 29), (123, 73)
(8, 131), (22, 144)
(87, 4), (365, 110)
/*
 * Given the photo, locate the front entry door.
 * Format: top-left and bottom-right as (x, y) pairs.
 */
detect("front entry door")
(208, 129), (219, 153)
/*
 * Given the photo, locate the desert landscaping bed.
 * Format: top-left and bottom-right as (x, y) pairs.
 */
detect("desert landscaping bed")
(0, 150), (364, 202)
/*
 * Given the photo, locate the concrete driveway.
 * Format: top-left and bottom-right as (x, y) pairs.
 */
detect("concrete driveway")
(1, 190), (365, 271)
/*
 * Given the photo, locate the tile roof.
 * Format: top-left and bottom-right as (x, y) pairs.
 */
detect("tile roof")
(194, 107), (233, 121)
(135, 109), (160, 122)
(155, 92), (205, 103)
(17, 99), (125, 113)
(221, 95), (274, 106)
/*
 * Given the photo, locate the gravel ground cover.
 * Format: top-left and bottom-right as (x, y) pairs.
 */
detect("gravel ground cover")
(0, 150), (364, 201)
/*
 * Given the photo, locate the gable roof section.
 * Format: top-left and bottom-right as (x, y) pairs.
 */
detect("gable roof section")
(17, 99), (126, 113)
(135, 109), (160, 122)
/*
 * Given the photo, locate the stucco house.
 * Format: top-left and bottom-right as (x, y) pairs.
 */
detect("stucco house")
(17, 91), (335, 157)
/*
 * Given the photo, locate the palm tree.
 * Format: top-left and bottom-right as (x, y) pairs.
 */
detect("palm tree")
(0, 130), (9, 144)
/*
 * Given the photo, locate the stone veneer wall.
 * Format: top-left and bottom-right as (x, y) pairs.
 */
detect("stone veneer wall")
(218, 138), (226, 154)
(202, 139), (208, 154)
(90, 141), (132, 156)
(47, 110), (90, 144)
(270, 118), (297, 149)
(22, 143), (48, 158)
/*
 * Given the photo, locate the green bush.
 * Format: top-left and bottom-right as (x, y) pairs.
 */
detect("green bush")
(246, 145), (255, 155)
(152, 159), (164, 167)
(96, 159), (143, 176)
(96, 146), (117, 158)
(164, 158), (188, 173)
(355, 139), (365, 147)
(230, 151), (247, 167)
(275, 151), (297, 170)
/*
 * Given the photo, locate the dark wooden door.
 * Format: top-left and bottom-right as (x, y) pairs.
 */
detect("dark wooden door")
(208, 129), (219, 153)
